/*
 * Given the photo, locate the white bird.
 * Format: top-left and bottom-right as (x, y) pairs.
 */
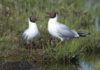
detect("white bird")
(48, 12), (88, 42)
(22, 16), (40, 44)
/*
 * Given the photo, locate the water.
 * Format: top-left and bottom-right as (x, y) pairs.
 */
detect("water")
(0, 55), (100, 70)
(84, 0), (92, 11)
(78, 61), (93, 70)
(95, 16), (100, 31)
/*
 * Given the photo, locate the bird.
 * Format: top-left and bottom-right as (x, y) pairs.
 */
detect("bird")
(47, 12), (89, 42)
(22, 16), (40, 45)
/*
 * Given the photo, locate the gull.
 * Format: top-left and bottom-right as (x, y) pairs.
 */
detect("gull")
(47, 12), (89, 42)
(22, 16), (40, 45)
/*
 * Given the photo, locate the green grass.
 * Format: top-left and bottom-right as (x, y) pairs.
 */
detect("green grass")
(0, 0), (100, 63)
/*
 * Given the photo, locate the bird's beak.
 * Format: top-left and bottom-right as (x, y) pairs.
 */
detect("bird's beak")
(46, 12), (49, 14)
(26, 20), (28, 23)
(36, 16), (39, 18)
(45, 15), (49, 18)
(36, 16), (39, 19)
(45, 12), (50, 18)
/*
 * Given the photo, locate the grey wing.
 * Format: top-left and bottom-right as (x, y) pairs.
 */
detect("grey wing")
(22, 30), (28, 41)
(57, 26), (76, 38)
(58, 22), (70, 30)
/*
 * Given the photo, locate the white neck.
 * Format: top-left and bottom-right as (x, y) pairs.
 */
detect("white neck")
(48, 15), (58, 23)
(28, 19), (37, 29)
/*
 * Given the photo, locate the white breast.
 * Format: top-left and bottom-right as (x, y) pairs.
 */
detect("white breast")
(23, 22), (40, 42)
(48, 19), (59, 38)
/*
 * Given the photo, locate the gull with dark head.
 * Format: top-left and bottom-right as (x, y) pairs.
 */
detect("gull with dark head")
(47, 12), (89, 42)
(22, 16), (40, 45)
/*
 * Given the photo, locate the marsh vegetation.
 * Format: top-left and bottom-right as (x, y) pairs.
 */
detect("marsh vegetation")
(0, 0), (100, 66)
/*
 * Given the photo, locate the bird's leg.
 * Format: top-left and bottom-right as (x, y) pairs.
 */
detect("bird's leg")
(56, 41), (62, 47)
(56, 38), (64, 47)
(26, 41), (31, 54)
(27, 44), (31, 59)
(27, 40), (32, 60)
(30, 41), (33, 60)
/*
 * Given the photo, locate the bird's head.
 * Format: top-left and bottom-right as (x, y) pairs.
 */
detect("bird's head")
(29, 16), (37, 23)
(47, 11), (58, 18)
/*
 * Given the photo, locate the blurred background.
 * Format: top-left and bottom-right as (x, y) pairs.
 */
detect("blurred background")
(0, 0), (100, 70)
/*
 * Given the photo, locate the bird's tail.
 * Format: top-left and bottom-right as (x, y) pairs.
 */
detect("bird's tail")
(72, 30), (90, 37)
(77, 32), (90, 37)
(72, 30), (79, 37)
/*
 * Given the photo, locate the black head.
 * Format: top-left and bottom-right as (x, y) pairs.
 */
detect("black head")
(29, 16), (37, 22)
(48, 12), (58, 18)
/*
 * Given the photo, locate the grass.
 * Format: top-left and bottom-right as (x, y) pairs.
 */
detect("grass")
(0, 0), (100, 63)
